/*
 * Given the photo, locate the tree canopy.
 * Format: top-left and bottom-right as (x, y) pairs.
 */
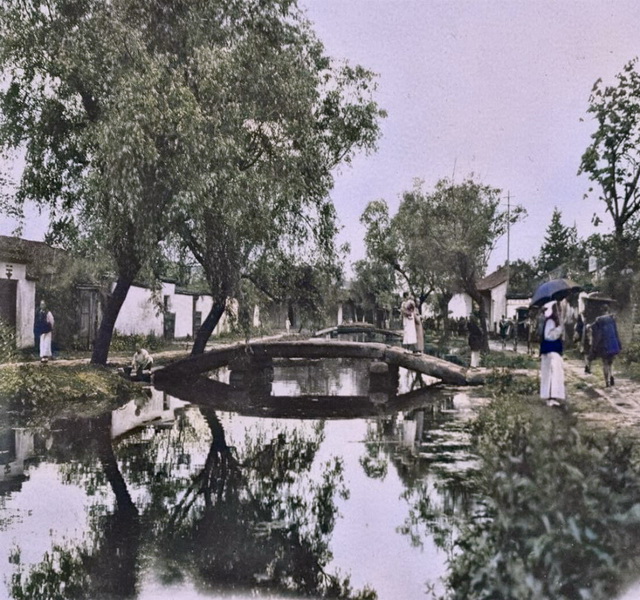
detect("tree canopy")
(537, 207), (581, 275)
(0, 0), (385, 360)
(579, 59), (640, 303)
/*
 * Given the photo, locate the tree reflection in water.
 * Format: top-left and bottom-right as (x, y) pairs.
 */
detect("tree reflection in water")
(359, 395), (480, 558)
(6, 398), (375, 600)
(152, 405), (367, 597)
(3, 373), (482, 600)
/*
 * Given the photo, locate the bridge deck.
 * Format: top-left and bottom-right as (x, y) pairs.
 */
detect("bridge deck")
(154, 339), (483, 386)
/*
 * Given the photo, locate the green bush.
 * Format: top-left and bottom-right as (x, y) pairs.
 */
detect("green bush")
(443, 394), (640, 600)
(482, 351), (538, 370)
(0, 364), (136, 417)
(622, 339), (640, 365)
(0, 318), (18, 363)
(109, 332), (165, 353)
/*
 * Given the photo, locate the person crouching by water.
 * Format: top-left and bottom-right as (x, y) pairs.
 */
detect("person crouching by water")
(131, 347), (154, 378)
(589, 304), (622, 387)
(34, 300), (54, 363)
(540, 301), (565, 407)
(401, 292), (417, 351)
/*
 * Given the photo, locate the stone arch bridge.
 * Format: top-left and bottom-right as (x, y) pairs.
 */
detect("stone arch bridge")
(153, 339), (484, 386)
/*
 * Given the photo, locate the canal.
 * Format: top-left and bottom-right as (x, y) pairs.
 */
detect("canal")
(0, 358), (486, 599)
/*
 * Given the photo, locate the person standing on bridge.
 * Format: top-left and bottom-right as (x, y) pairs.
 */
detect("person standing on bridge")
(401, 292), (417, 351)
(539, 300), (566, 407)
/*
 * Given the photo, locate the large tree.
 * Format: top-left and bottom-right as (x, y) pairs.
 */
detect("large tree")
(537, 207), (581, 275)
(413, 177), (525, 340)
(360, 195), (437, 312)
(0, 0), (384, 362)
(579, 59), (640, 302)
(170, 26), (384, 353)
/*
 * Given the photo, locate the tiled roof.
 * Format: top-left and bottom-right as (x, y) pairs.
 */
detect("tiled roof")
(477, 265), (510, 291)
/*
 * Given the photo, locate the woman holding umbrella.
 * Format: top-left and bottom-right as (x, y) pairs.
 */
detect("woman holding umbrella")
(539, 300), (566, 407)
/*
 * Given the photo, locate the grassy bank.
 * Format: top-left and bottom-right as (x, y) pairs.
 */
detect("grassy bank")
(440, 378), (640, 600)
(0, 364), (141, 422)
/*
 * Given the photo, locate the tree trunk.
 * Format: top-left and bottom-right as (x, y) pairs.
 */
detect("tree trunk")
(191, 299), (226, 355)
(91, 274), (135, 365)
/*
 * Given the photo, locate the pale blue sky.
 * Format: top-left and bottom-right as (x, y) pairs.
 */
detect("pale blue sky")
(302, 0), (640, 272)
(2, 1), (639, 276)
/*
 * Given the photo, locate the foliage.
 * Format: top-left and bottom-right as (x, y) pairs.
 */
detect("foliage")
(507, 259), (539, 296)
(351, 258), (396, 325)
(536, 207), (584, 276)
(109, 331), (164, 354)
(481, 352), (538, 370)
(443, 393), (640, 600)
(579, 59), (640, 304)
(580, 59), (640, 237)
(0, 364), (136, 416)
(9, 545), (90, 600)
(0, 317), (18, 363)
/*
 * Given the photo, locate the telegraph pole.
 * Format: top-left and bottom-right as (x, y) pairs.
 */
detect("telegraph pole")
(507, 191), (511, 268)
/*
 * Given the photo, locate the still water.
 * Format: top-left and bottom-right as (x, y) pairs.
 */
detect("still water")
(0, 359), (485, 600)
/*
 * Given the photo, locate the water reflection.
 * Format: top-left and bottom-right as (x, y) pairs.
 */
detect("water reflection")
(0, 359), (484, 600)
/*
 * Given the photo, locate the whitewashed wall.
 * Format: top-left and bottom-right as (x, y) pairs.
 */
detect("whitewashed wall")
(193, 295), (235, 337)
(114, 283), (163, 336)
(172, 293), (193, 338)
(0, 260), (35, 348)
(489, 281), (509, 331)
(448, 293), (473, 318)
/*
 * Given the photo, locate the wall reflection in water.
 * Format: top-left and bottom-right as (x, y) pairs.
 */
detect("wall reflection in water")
(0, 359), (484, 600)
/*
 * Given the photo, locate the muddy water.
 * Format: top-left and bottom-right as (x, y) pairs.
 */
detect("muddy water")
(0, 359), (484, 600)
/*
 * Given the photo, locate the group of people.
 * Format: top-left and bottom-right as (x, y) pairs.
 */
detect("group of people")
(539, 300), (622, 408)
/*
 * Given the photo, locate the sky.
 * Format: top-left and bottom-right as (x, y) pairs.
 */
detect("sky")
(2, 1), (639, 277)
(300, 0), (640, 273)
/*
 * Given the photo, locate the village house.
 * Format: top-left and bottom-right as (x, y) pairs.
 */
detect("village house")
(0, 235), (301, 352)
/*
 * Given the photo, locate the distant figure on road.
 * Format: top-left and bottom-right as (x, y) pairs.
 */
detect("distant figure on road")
(499, 315), (510, 349)
(401, 292), (417, 351)
(131, 347), (154, 378)
(589, 304), (622, 387)
(34, 300), (54, 363)
(540, 301), (565, 407)
(467, 315), (484, 368)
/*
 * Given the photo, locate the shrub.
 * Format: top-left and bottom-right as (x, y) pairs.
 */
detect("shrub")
(443, 394), (640, 600)
(0, 318), (18, 363)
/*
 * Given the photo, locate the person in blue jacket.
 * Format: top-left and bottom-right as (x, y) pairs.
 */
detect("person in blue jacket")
(589, 304), (622, 387)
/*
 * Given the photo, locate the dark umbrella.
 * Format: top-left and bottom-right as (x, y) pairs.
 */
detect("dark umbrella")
(529, 278), (581, 308)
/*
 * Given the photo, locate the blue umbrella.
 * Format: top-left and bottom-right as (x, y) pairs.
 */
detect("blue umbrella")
(530, 278), (581, 308)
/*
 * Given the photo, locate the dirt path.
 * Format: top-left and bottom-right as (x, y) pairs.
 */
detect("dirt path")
(489, 339), (640, 432)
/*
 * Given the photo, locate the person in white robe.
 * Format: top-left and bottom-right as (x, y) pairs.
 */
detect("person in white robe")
(539, 301), (565, 406)
(401, 292), (417, 349)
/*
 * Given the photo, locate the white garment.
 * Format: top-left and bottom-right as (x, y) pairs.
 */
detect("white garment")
(39, 332), (52, 358)
(470, 350), (481, 368)
(131, 349), (153, 370)
(402, 315), (417, 345)
(539, 319), (565, 400)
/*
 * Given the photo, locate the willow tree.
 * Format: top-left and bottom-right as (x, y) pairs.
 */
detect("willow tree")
(165, 14), (385, 353)
(0, 0), (384, 362)
(419, 177), (525, 340)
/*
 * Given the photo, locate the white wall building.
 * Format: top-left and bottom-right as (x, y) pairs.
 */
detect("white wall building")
(0, 255), (36, 348)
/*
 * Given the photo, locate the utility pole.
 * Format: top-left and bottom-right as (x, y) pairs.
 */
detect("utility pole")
(507, 191), (511, 268)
